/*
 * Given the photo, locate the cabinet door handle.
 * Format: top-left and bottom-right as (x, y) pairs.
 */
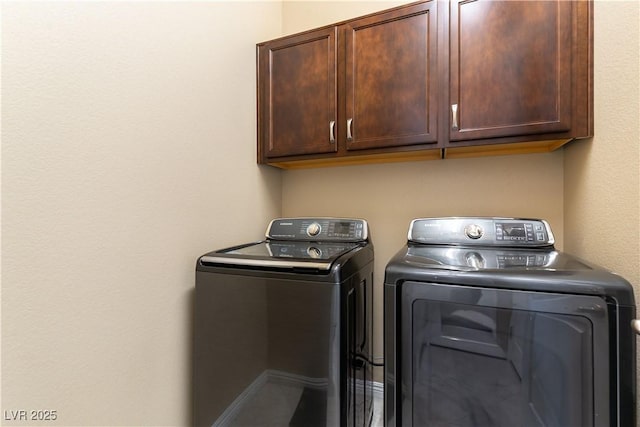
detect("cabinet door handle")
(347, 118), (353, 141)
(451, 104), (458, 130)
(330, 120), (336, 143)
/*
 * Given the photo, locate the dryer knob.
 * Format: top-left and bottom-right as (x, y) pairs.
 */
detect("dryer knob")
(307, 222), (322, 237)
(307, 247), (322, 258)
(465, 224), (484, 240)
(465, 252), (485, 269)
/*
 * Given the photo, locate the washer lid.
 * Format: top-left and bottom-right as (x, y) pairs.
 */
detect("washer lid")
(199, 241), (363, 271)
(408, 217), (555, 248)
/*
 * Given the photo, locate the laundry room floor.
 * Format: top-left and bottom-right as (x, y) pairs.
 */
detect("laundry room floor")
(369, 383), (384, 427)
(371, 392), (383, 426)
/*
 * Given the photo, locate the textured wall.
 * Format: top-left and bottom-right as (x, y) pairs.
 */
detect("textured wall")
(564, 0), (640, 287)
(1, 2), (282, 425)
(282, 0), (407, 34)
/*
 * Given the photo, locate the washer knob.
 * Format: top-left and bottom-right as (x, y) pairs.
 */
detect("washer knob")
(464, 224), (484, 240)
(306, 222), (321, 237)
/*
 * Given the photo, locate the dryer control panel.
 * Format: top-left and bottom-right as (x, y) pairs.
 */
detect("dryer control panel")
(408, 217), (555, 247)
(267, 218), (368, 242)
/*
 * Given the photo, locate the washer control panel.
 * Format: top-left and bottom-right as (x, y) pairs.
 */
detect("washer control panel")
(267, 218), (368, 242)
(409, 217), (554, 247)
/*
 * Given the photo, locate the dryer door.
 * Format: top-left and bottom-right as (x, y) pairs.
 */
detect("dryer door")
(399, 282), (610, 427)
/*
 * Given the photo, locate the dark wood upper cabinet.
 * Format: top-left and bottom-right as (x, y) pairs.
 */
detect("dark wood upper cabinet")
(448, 0), (589, 144)
(444, 0), (593, 157)
(257, 0), (593, 168)
(344, 2), (438, 151)
(257, 27), (337, 159)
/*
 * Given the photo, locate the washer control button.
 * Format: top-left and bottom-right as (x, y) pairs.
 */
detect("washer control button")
(306, 222), (322, 237)
(464, 224), (484, 240)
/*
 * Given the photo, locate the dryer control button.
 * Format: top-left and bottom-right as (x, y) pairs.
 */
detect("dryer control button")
(465, 224), (484, 240)
(306, 222), (322, 237)
(307, 247), (322, 258)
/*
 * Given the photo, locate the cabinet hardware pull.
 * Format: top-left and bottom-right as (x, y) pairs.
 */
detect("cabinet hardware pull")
(451, 104), (458, 130)
(347, 118), (353, 141)
(632, 319), (640, 335)
(330, 121), (336, 143)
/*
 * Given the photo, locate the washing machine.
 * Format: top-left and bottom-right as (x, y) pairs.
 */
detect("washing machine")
(194, 217), (374, 427)
(384, 217), (636, 427)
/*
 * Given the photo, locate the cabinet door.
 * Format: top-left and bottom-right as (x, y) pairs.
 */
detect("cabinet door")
(258, 28), (337, 159)
(449, 0), (573, 142)
(344, 2), (438, 151)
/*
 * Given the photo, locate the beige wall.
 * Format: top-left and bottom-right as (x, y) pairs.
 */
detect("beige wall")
(1, 2), (282, 426)
(282, 0), (407, 32)
(564, 1), (640, 287)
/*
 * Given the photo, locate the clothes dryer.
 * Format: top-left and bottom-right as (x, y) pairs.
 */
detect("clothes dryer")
(384, 217), (636, 427)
